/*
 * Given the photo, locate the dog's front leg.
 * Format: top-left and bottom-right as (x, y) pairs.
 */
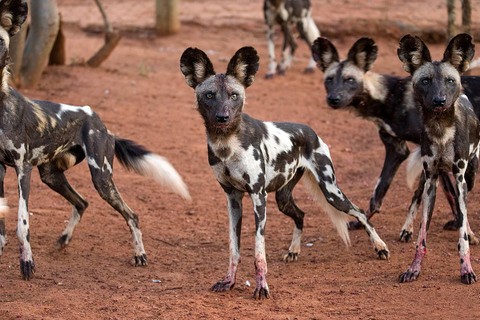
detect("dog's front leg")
(264, 2), (277, 79)
(399, 171), (438, 283)
(211, 187), (244, 292)
(453, 161), (477, 284)
(15, 164), (34, 280)
(251, 191), (270, 300)
(400, 172), (426, 242)
(0, 163), (8, 259)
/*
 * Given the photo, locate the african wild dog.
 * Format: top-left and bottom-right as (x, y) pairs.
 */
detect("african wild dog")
(0, 0), (190, 280)
(180, 46), (389, 299)
(264, 0), (320, 78)
(397, 33), (479, 284)
(311, 36), (480, 244)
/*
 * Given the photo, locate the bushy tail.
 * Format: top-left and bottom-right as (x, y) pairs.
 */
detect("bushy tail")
(302, 170), (350, 246)
(406, 147), (423, 190)
(114, 137), (191, 200)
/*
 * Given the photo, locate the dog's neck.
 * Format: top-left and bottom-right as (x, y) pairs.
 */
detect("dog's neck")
(205, 115), (244, 155)
(0, 65), (10, 102)
(421, 104), (456, 146)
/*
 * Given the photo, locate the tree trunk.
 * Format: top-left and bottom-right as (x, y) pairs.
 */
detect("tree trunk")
(446, 0), (456, 42)
(462, 0), (471, 34)
(20, 0), (59, 88)
(48, 12), (66, 66)
(87, 31), (122, 67)
(156, 0), (180, 35)
(9, 0), (30, 85)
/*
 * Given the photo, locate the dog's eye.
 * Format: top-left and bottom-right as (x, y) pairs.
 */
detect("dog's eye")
(447, 79), (455, 85)
(325, 77), (333, 83)
(231, 94), (238, 100)
(206, 93), (214, 99)
(422, 78), (431, 85)
(345, 78), (355, 84)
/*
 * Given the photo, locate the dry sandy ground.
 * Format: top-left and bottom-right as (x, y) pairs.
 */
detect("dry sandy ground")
(1, 0), (480, 319)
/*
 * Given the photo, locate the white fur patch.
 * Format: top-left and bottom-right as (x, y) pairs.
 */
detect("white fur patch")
(57, 104), (93, 119)
(406, 147), (423, 190)
(132, 154), (191, 200)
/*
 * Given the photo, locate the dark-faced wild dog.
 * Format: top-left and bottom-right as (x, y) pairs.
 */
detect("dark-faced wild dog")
(311, 36), (480, 244)
(180, 46), (389, 299)
(264, 0), (320, 78)
(396, 33), (479, 284)
(0, 0), (190, 280)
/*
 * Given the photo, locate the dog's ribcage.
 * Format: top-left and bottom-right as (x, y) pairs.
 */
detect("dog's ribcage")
(208, 114), (334, 195)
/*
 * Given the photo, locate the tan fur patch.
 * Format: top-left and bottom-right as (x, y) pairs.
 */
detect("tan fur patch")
(323, 61), (340, 80)
(55, 153), (77, 171)
(364, 71), (388, 102)
(26, 98), (57, 133)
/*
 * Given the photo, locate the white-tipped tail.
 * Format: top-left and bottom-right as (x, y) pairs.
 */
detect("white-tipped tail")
(0, 197), (8, 218)
(133, 154), (191, 200)
(302, 171), (350, 246)
(406, 147), (423, 190)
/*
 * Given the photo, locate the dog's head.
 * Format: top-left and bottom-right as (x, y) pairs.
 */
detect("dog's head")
(0, 0), (28, 66)
(398, 33), (474, 113)
(311, 37), (377, 109)
(180, 46), (259, 134)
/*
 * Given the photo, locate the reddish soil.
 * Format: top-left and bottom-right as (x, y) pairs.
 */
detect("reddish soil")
(2, 0), (480, 319)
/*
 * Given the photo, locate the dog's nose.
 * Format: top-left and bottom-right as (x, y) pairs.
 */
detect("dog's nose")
(433, 97), (446, 107)
(216, 115), (229, 123)
(327, 95), (341, 107)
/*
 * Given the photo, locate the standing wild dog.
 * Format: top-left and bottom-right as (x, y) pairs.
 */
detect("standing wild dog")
(397, 34), (479, 284)
(180, 46), (389, 299)
(264, 0), (320, 78)
(0, 0), (190, 280)
(311, 36), (480, 244)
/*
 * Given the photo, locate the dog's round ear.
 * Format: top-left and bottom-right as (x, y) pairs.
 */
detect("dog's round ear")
(347, 37), (377, 72)
(397, 34), (432, 75)
(443, 33), (475, 74)
(0, 0), (28, 37)
(311, 37), (339, 72)
(180, 47), (216, 89)
(226, 46), (259, 88)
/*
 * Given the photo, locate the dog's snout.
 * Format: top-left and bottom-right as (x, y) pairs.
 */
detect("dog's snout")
(216, 114), (229, 123)
(327, 94), (341, 106)
(433, 97), (446, 107)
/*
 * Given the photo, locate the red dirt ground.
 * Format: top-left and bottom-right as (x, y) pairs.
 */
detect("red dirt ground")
(1, 0), (480, 319)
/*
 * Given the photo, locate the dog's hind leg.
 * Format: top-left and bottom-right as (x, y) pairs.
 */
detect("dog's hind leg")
(84, 129), (147, 266)
(305, 146), (389, 260)
(350, 131), (410, 230)
(37, 163), (88, 250)
(276, 168), (305, 262)
(264, 1), (277, 79)
(297, 16), (320, 73)
(211, 186), (243, 292)
(0, 163), (7, 260)
(277, 22), (296, 75)
(15, 164), (35, 280)
(399, 172), (425, 243)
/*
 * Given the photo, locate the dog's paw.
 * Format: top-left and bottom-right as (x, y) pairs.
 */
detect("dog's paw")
(282, 252), (298, 262)
(20, 258), (35, 280)
(375, 248), (390, 260)
(133, 253), (147, 266)
(303, 67), (315, 74)
(265, 73), (275, 79)
(398, 269), (419, 283)
(443, 219), (459, 231)
(348, 221), (364, 230)
(399, 229), (413, 243)
(461, 271), (477, 284)
(469, 234), (480, 246)
(211, 279), (235, 292)
(253, 285), (270, 300)
(276, 68), (286, 76)
(55, 234), (70, 250)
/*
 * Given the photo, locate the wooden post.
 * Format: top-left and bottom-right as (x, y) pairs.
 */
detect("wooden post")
(20, 0), (59, 88)
(446, 0), (456, 42)
(156, 0), (180, 35)
(462, 0), (471, 34)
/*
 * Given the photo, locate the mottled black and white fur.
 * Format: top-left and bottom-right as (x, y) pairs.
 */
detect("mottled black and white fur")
(180, 46), (389, 299)
(311, 36), (480, 244)
(264, 0), (320, 78)
(0, 0), (190, 280)
(397, 34), (479, 284)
